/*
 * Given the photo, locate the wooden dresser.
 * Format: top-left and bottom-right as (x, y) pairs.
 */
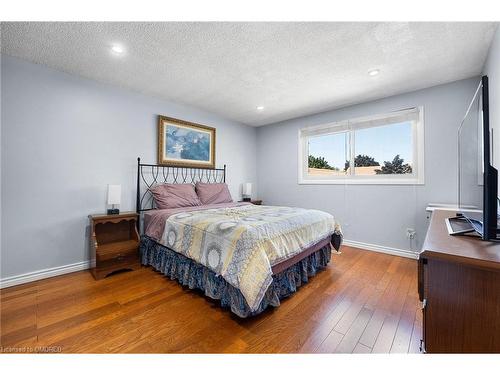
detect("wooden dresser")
(419, 209), (500, 353)
(89, 212), (140, 280)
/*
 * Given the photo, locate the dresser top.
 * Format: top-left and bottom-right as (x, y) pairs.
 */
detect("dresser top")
(422, 210), (500, 269)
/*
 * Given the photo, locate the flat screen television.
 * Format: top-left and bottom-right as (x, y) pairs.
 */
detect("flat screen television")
(447, 75), (499, 241)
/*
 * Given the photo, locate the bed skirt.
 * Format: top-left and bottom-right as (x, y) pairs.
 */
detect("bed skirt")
(140, 235), (332, 318)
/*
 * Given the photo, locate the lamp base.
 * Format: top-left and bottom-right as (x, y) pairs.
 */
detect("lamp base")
(242, 197), (251, 202)
(107, 208), (120, 215)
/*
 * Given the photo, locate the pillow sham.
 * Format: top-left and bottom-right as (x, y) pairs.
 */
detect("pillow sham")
(150, 183), (201, 209)
(195, 183), (233, 205)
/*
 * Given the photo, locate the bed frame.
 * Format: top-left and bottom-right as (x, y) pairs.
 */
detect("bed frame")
(135, 157), (337, 273)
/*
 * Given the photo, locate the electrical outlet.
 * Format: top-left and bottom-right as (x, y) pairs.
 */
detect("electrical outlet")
(406, 228), (416, 239)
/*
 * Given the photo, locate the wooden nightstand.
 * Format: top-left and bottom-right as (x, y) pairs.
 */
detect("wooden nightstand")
(88, 212), (140, 280)
(239, 200), (263, 205)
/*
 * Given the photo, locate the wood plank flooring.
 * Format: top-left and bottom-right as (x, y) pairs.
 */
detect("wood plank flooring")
(0, 246), (422, 353)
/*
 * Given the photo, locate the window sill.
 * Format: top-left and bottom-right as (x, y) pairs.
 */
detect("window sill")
(298, 177), (424, 185)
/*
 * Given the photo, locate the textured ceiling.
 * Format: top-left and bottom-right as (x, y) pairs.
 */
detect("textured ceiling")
(1, 22), (497, 126)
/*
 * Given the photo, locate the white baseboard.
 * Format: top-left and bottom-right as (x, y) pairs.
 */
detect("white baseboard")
(0, 260), (91, 289)
(342, 239), (419, 259)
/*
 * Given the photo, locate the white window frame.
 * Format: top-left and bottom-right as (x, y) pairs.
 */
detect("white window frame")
(298, 107), (425, 185)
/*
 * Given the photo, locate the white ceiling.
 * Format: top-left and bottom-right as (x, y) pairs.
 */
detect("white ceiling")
(1, 22), (497, 126)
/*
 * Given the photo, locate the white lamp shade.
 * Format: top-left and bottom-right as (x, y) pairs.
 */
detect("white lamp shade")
(107, 184), (121, 205)
(243, 182), (252, 196)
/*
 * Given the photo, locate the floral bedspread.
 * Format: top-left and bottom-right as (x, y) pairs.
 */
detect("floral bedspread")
(159, 204), (341, 312)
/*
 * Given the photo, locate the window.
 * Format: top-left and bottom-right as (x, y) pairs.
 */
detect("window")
(298, 107), (424, 184)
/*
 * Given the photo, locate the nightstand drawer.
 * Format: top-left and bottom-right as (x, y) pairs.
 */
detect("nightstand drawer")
(96, 240), (139, 262)
(99, 252), (139, 269)
(94, 253), (140, 280)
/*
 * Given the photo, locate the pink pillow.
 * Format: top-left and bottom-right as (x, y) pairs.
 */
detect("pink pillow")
(195, 183), (233, 204)
(150, 184), (201, 209)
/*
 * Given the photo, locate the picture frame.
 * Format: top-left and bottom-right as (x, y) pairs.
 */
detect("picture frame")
(158, 115), (216, 168)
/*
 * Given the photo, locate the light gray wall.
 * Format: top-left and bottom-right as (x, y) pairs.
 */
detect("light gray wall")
(256, 78), (480, 253)
(483, 25), (500, 186)
(1, 54), (257, 279)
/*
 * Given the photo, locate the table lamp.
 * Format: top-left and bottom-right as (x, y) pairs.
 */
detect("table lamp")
(242, 182), (252, 202)
(107, 184), (121, 215)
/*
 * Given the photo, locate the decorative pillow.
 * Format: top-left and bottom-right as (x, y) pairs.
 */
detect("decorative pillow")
(150, 184), (201, 209)
(195, 183), (233, 204)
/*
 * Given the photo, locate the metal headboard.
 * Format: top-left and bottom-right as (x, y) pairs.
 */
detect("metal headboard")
(136, 157), (226, 214)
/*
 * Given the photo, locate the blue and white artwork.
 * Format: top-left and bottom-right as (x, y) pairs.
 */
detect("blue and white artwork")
(159, 117), (215, 168)
(166, 124), (210, 161)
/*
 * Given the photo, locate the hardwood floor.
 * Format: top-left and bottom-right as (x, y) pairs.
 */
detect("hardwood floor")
(0, 246), (422, 353)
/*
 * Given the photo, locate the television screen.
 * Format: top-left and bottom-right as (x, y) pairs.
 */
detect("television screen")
(457, 76), (499, 241)
(458, 80), (484, 213)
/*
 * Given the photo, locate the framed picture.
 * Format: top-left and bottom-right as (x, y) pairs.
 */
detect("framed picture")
(158, 115), (216, 168)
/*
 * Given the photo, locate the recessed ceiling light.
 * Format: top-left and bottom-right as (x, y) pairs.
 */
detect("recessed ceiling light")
(256, 106), (265, 111)
(110, 44), (125, 55)
(368, 69), (380, 76)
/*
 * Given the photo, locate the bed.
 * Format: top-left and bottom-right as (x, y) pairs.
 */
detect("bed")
(136, 158), (342, 317)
